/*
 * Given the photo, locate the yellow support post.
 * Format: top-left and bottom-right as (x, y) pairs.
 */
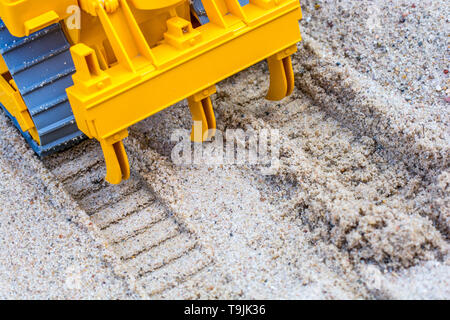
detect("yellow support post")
(266, 45), (297, 101)
(188, 85), (217, 143)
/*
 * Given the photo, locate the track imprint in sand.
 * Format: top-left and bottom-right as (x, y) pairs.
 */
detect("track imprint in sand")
(44, 140), (213, 297)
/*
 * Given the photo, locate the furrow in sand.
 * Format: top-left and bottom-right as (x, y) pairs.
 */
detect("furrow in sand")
(44, 140), (99, 168)
(105, 214), (176, 250)
(92, 188), (158, 229)
(50, 152), (103, 182)
(138, 247), (213, 297)
(62, 166), (107, 199)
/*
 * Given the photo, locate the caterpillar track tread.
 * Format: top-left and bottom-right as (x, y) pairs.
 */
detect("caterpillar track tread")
(0, 0), (302, 183)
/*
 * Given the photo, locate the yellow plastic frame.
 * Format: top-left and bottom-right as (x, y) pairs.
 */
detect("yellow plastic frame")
(0, 0), (302, 184)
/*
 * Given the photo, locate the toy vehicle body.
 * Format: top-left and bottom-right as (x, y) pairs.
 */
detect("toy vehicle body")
(0, 0), (302, 184)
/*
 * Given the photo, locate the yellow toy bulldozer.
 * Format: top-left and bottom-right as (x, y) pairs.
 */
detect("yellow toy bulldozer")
(0, 0), (302, 184)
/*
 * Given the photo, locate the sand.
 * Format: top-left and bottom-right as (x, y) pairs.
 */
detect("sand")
(0, 0), (448, 299)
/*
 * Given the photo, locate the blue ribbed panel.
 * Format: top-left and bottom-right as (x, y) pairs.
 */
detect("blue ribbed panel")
(0, 20), (85, 156)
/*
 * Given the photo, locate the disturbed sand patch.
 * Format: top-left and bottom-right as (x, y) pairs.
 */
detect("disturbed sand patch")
(212, 52), (447, 271)
(298, 0), (449, 238)
(301, 0), (449, 109)
(292, 38), (449, 237)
